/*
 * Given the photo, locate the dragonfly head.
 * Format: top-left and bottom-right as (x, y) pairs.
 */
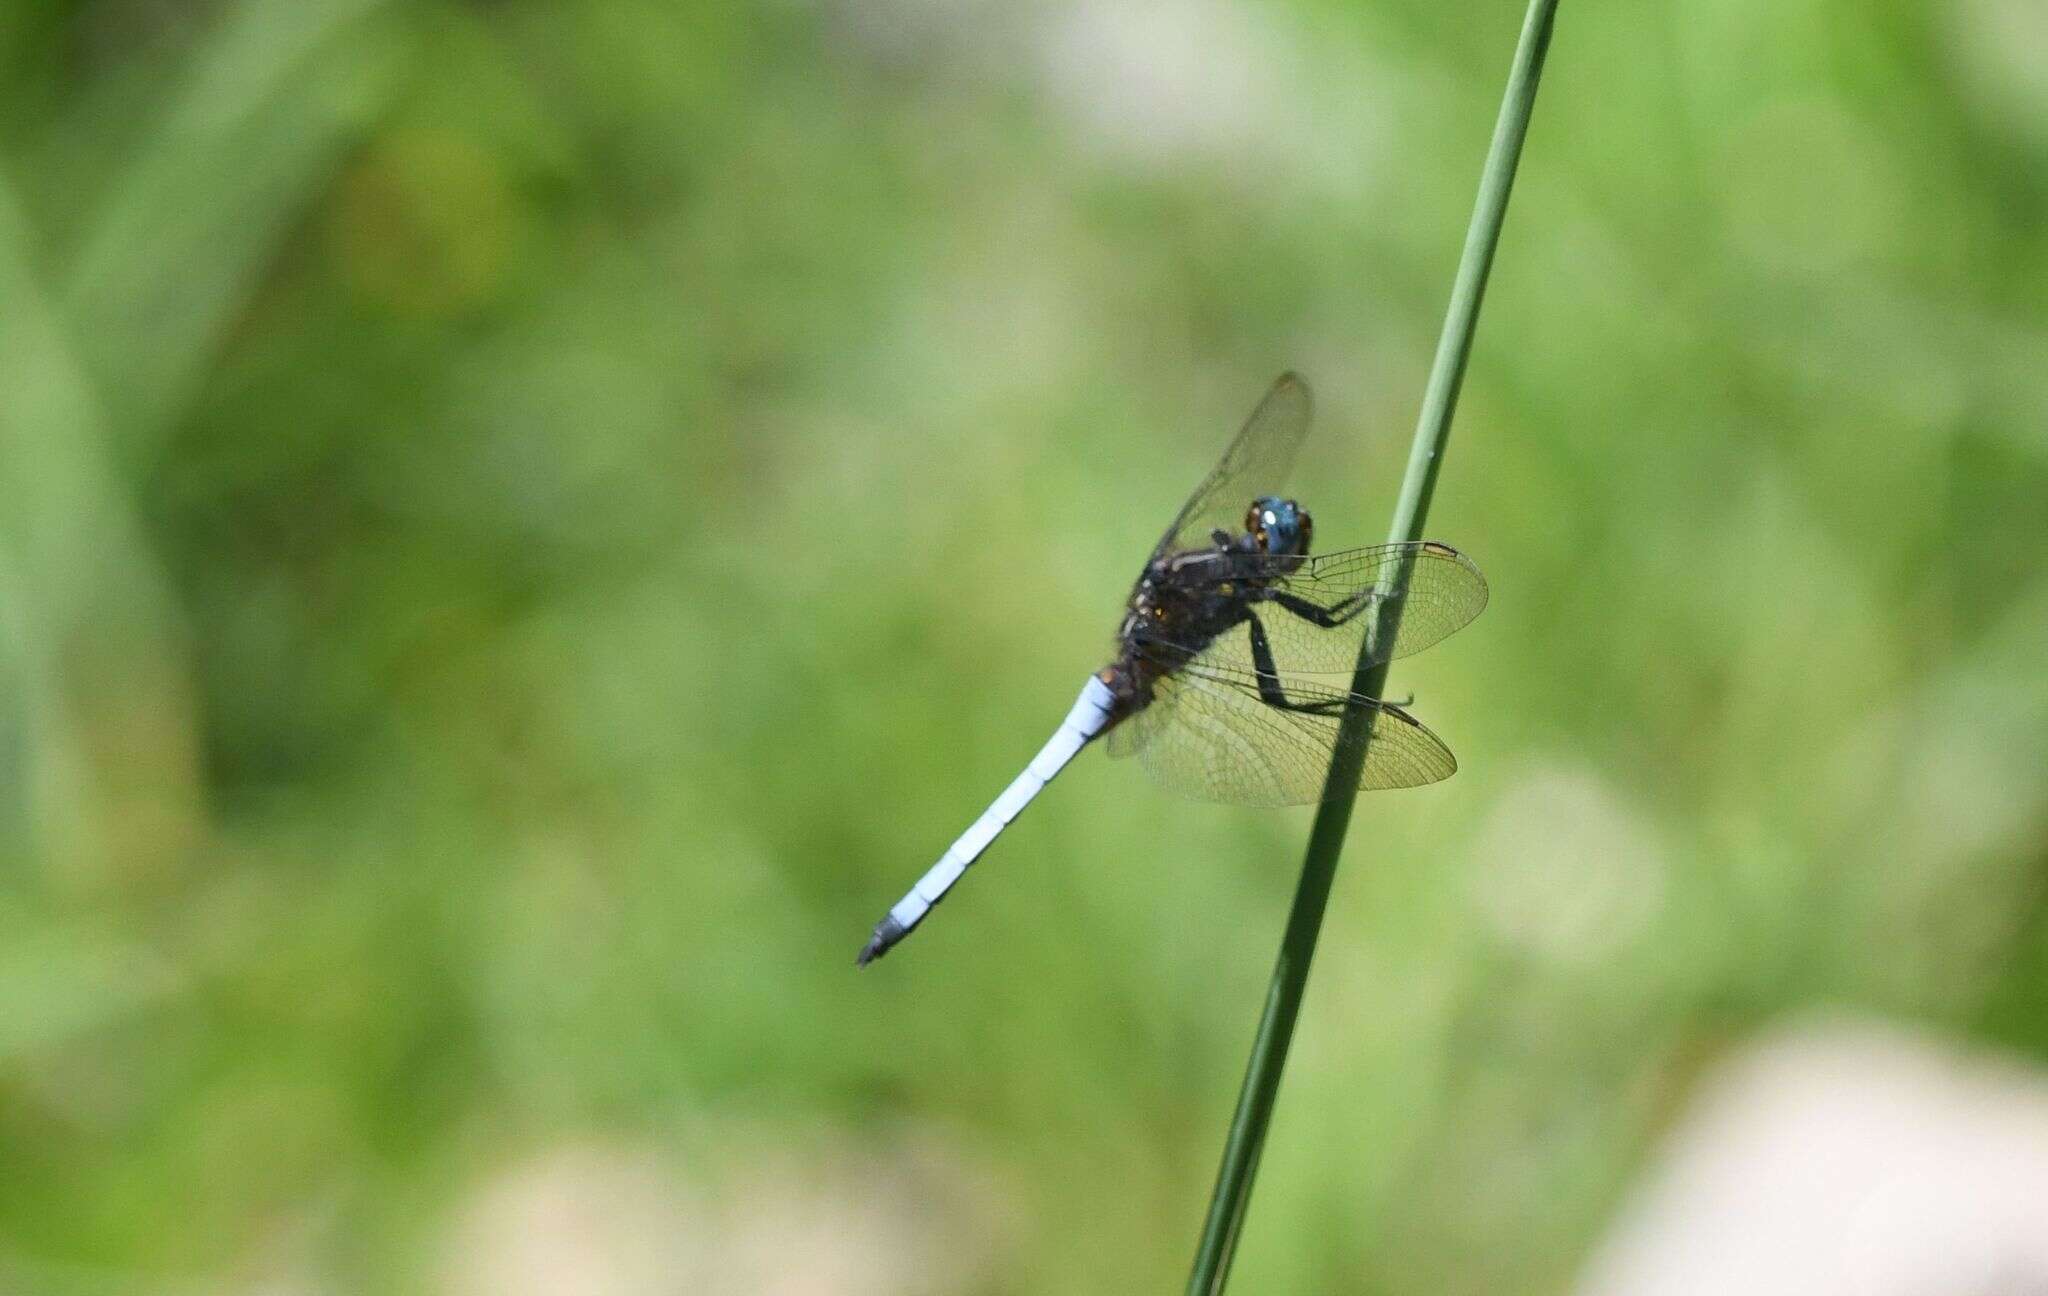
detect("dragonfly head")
(1246, 496), (1313, 561)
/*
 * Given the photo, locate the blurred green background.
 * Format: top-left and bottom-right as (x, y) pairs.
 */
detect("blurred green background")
(2, 0), (2045, 1292)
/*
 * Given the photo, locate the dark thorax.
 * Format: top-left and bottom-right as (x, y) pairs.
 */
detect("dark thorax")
(1100, 528), (1309, 725)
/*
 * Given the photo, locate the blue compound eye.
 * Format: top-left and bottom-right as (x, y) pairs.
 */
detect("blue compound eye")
(1247, 496), (1312, 556)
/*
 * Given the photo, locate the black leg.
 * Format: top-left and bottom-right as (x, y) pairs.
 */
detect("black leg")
(1246, 614), (1346, 716)
(1256, 587), (1381, 628)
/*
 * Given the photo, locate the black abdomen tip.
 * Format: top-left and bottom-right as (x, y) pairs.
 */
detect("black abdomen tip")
(856, 916), (907, 968)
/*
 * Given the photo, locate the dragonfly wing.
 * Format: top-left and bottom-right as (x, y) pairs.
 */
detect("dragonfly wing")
(1156, 373), (1313, 558)
(1143, 542), (1488, 678)
(1283, 541), (1488, 668)
(1105, 708), (1145, 759)
(1124, 661), (1456, 806)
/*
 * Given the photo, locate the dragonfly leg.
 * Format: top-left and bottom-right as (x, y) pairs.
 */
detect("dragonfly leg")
(1258, 587), (1380, 628)
(1246, 614), (1346, 716)
(1246, 610), (1414, 709)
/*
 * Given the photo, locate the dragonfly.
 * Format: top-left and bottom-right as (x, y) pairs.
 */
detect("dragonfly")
(858, 373), (1486, 966)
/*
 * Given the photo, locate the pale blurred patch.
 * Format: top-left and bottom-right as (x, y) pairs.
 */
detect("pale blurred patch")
(1038, 0), (1294, 164)
(711, 1135), (1011, 1296)
(1577, 1020), (2048, 1296)
(1471, 763), (1668, 968)
(440, 1133), (1009, 1296)
(441, 1145), (703, 1296)
(1032, 0), (1396, 193)
(1947, 0), (2048, 147)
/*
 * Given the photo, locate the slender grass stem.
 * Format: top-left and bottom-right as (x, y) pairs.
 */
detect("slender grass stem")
(1184, 3), (1560, 1291)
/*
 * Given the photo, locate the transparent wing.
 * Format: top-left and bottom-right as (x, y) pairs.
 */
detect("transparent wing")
(1109, 660), (1456, 806)
(1155, 373), (1313, 558)
(1146, 542), (1488, 678)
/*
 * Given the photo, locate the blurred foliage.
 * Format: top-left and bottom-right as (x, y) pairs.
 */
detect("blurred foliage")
(0, 0), (2044, 1292)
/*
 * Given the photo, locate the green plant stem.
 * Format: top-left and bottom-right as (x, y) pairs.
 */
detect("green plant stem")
(1184, 2), (1560, 1291)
